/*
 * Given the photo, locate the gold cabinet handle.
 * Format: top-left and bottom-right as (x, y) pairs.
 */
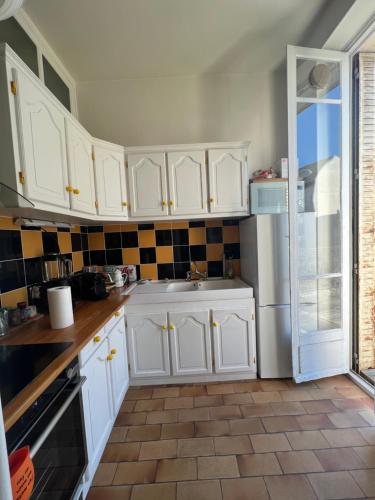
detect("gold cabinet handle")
(170, 325), (175, 330)
(73, 188), (80, 194)
(161, 325), (167, 330)
(107, 354), (113, 361)
(122, 201), (128, 207)
(110, 348), (117, 355)
(209, 197), (214, 203)
(93, 335), (101, 343)
(114, 311), (121, 317)
(169, 200), (174, 206)
(212, 322), (219, 327)
(162, 200), (167, 206)
(66, 186), (73, 193)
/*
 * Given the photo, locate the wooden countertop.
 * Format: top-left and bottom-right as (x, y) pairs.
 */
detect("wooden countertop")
(0, 287), (130, 431)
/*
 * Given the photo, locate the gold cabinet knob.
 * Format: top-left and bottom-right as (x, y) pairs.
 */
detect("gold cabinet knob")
(162, 200), (167, 206)
(110, 348), (117, 355)
(209, 197), (214, 203)
(169, 200), (174, 206)
(170, 325), (175, 331)
(122, 201), (128, 207)
(93, 335), (101, 343)
(212, 322), (219, 327)
(66, 186), (73, 193)
(114, 311), (121, 317)
(161, 325), (167, 330)
(107, 354), (113, 361)
(73, 188), (80, 194)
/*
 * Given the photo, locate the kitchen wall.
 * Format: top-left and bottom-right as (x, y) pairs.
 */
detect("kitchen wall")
(0, 217), (88, 308)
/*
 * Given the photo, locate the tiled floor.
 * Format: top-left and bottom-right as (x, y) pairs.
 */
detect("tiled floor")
(88, 376), (375, 499)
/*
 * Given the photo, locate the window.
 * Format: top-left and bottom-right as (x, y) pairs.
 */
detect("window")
(0, 17), (38, 75)
(43, 56), (71, 111)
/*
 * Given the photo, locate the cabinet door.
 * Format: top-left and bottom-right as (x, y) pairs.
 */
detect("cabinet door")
(66, 119), (96, 214)
(127, 153), (168, 217)
(13, 68), (70, 208)
(167, 151), (208, 215)
(108, 319), (129, 413)
(127, 312), (170, 377)
(169, 310), (212, 375)
(94, 143), (128, 217)
(80, 339), (113, 474)
(212, 305), (256, 373)
(208, 148), (248, 213)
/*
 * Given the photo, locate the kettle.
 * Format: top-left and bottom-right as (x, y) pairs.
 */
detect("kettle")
(42, 254), (73, 281)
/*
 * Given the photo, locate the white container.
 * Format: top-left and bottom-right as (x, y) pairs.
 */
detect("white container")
(281, 158), (288, 178)
(47, 286), (74, 329)
(114, 269), (124, 288)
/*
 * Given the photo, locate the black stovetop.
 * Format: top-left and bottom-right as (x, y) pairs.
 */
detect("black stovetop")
(0, 342), (72, 406)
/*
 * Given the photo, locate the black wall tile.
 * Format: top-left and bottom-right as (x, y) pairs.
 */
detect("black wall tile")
(140, 247), (156, 264)
(0, 230), (22, 261)
(157, 263), (174, 280)
(190, 245), (206, 261)
(189, 221), (205, 227)
(122, 232), (138, 248)
(105, 232), (122, 249)
(24, 257), (43, 285)
(0, 259), (25, 293)
(57, 227), (70, 232)
(71, 233), (82, 252)
(173, 245), (190, 263)
(106, 249), (123, 265)
(138, 223), (154, 230)
(206, 227), (223, 244)
(83, 251), (90, 266)
(81, 233), (88, 251)
(172, 229), (189, 245)
(88, 226), (103, 233)
(90, 250), (106, 266)
(42, 232), (59, 254)
(156, 230), (172, 246)
(224, 243), (240, 259)
(223, 219), (240, 226)
(207, 261), (223, 278)
(80, 226), (88, 233)
(174, 262), (190, 279)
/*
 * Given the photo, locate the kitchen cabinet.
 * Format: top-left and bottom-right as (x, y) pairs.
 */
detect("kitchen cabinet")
(93, 140), (128, 217)
(127, 312), (170, 377)
(12, 65), (70, 209)
(208, 148), (248, 214)
(167, 150), (208, 215)
(127, 152), (168, 217)
(66, 117), (96, 215)
(169, 310), (212, 375)
(212, 304), (256, 372)
(108, 319), (129, 413)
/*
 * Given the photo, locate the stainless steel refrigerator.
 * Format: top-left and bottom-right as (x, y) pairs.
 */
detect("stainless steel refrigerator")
(240, 214), (292, 378)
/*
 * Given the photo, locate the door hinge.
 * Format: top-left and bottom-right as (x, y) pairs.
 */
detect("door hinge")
(10, 81), (17, 95)
(91, 151), (96, 161)
(18, 171), (25, 184)
(251, 313), (254, 320)
(253, 356), (256, 364)
(95, 200), (99, 208)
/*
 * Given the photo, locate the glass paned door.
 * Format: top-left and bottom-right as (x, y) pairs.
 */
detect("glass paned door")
(287, 46), (350, 383)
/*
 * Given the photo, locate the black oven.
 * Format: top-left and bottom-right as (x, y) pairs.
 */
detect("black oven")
(6, 358), (87, 499)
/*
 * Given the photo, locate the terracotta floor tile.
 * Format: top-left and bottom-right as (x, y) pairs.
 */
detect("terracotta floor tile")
(198, 455), (239, 479)
(328, 412), (368, 429)
(316, 375), (354, 389)
(237, 452), (282, 476)
(286, 430), (330, 450)
(296, 414), (335, 431)
(240, 403), (275, 417)
(161, 422), (195, 439)
(164, 397), (194, 410)
(108, 426), (128, 443)
(146, 410), (179, 424)
(308, 389), (343, 400)
(134, 399), (164, 412)
(280, 390), (314, 402)
(131, 482), (176, 500)
(229, 417), (265, 435)
(302, 400), (337, 414)
(116, 412), (147, 426)
(233, 381), (263, 393)
(277, 450), (323, 473)
(101, 442), (140, 462)
(177, 480), (222, 500)
(221, 477), (269, 500)
(92, 463), (117, 486)
(350, 469), (375, 497)
(153, 387), (180, 398)
(177, 437), (215, 457)
(337, 386), (368, 398)
(126, 425), (161, 442)
(120, 400), (136, 413)
(180, 385), (207, 397)
(358, 411), (375, 426)
(252, 391), (282, 403)
(179, 407), (210, 422)
(194, 395), (223, 408)
(332, 398), (369, 411)
(265, 474), (317, 500)
(206, 383), (235, 395)
(214, 435), (253, 455)
(315, 447), (366, 471)
(223, 393), (253, 405)
(156, 458), (197, 482)
(322, 429), (368, 447)
(271, 402), (306, 416)
(353, 446), (375, 466)
(113, 460), (157, 485)
(209, 405), (241, 420)
(359, 427), (375, 444)
(88, 486), (132, 500)
(250, 433), (291, 453)
(308, 471), (365, 499)
(126, 388), (153, 400)
(287, 380), (318, 390)
(260, 380), (290, 391)
(139, 439), (177, 460)
(262, 416), (301, 433)
(195, 420), (230, 437)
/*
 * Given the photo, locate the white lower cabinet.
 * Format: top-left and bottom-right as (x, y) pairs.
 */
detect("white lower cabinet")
(127, 312), (170, 378)
(108, 320), (129, 413)
(169, 310), (212, 375)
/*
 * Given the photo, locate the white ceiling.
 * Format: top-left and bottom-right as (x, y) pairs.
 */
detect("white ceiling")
(360, 30), (375, 51)
(24, 0), (331, 81)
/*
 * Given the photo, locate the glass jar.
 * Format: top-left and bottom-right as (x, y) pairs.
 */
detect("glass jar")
(0, 308), (9, 336)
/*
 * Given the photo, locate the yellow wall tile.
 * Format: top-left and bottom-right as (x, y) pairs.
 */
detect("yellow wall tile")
(189, 227), (206, 245)
(156, 246), (173, 264)
(71, 225), (80, 233)
(88, 233), (105, 250)
(207, 243), (224, 261)
(104, 224), (122, 232)
(194, 261), (207, 274)
(122, 248), (140, 265)
(58, 232), (72, 254)
(1, 287), (28, 308)
(0, 217), (19, 230)
(154, 222), (172, 229)
(206, 219), (223, 227)
(122, 223), (138, 232)
(140, 264), (158, 280)
(21, 231), (43, 258)
(138, 230), (156, 248)
(172, 220), (188, 229)
(72, 251), (84, 272)
(223, 226), (240, 243)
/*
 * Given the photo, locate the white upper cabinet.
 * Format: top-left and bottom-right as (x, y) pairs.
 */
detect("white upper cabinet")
(127, 152), (168, 217)
(167, 150), (208, 215)
(93, 140), (128, 217)
(208, 148), (248, 214)
(66, 118), (96, 215)
(13, 67), (70, 209)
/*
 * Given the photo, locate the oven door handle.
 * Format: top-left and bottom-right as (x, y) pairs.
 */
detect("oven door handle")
(30, 376), (86, 459)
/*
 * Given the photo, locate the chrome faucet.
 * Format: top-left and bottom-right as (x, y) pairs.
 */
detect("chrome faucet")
(186, 261), (207, 281)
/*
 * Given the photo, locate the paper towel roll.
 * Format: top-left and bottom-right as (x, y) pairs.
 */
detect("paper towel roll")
(47, 286), (74, 329)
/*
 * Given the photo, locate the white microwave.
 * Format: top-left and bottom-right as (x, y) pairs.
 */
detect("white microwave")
(250, 180), (304, 214)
